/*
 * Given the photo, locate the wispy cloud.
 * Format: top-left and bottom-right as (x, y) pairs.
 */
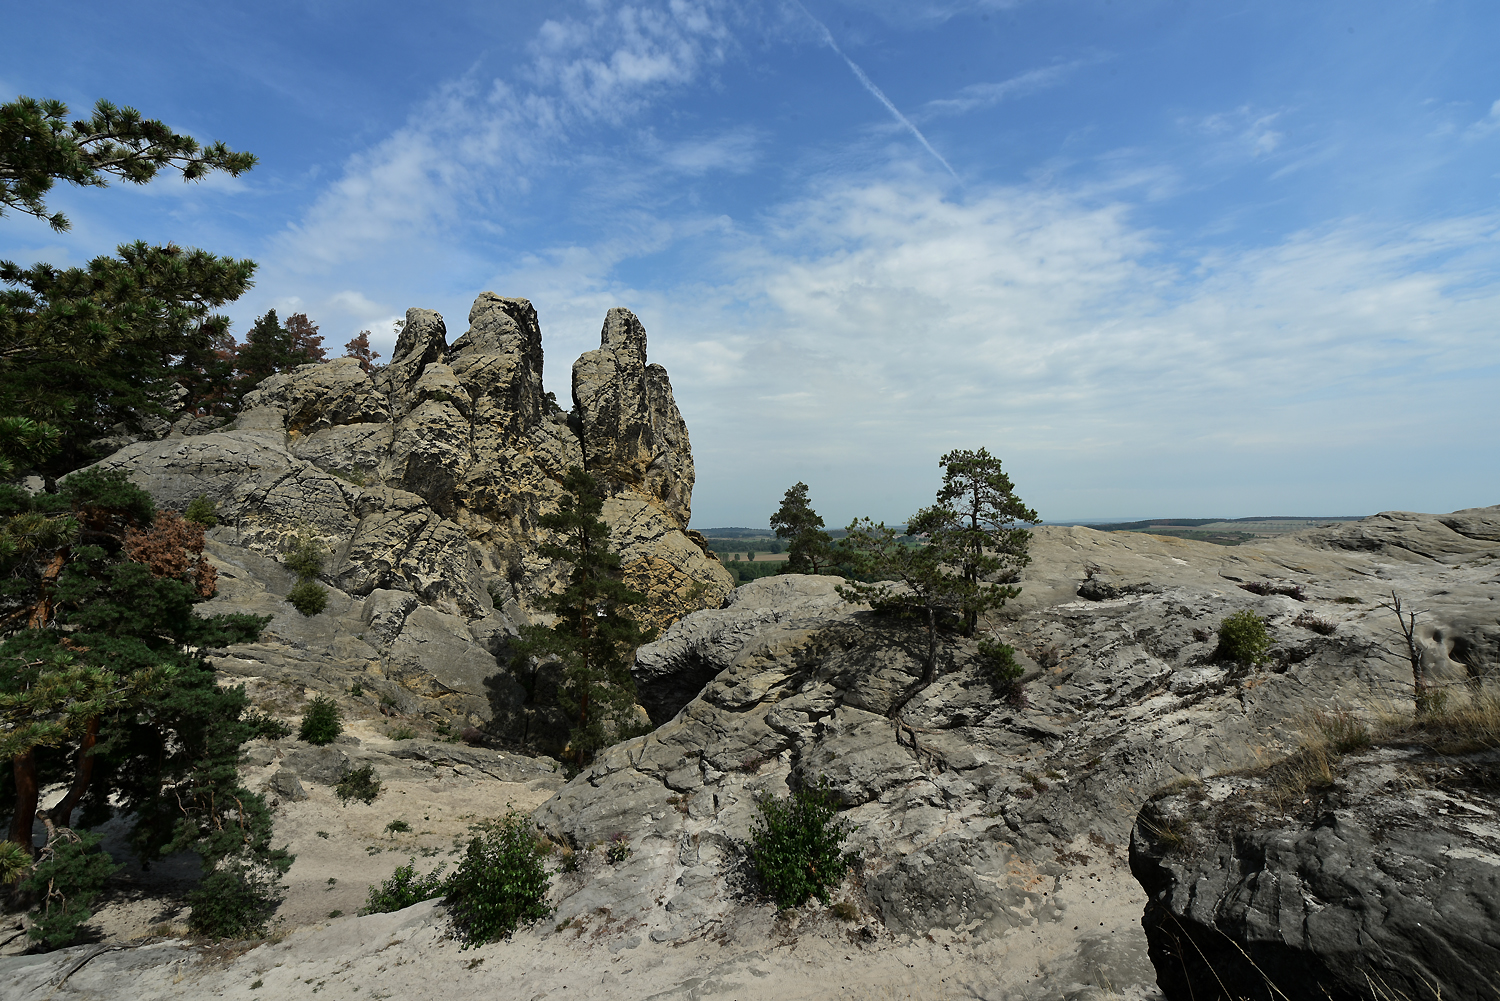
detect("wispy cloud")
(1464, 98), (1500, 140)
(922, 61), (1087, 118)
(792, 1), (960, 181)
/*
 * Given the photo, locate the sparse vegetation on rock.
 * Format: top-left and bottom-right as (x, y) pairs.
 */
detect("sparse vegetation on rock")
(444, 812), (552, 946)
(1215, 609), (1271, 667)
(298, 695), (342, 745)
(748, 782), (856, 910)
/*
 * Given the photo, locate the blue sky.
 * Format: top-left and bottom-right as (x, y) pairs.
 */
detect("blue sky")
(3, 1), (1497, 528)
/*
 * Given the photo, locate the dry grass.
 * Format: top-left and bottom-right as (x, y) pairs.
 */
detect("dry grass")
(1376, 688), (1500, 753)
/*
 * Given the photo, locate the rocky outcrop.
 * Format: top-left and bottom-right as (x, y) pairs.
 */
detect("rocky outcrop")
(1130, 744), (1500, 1001)
(91, 295), (733, 736)
(527, 514), (1499, 971)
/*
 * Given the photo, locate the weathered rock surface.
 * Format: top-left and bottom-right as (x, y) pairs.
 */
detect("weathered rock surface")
(527, 511), (1499, 993)
(87, 294), (733, 739)
(1130, 744), (1500, 1001)
(5, 508), (1497, 1000)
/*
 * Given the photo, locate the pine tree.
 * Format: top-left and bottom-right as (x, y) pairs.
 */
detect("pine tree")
(0, 243), (256, 472)
(914, 448), (1037, 636)
(770, 482), (837, 574)
(283, 312), (326, 366)
(343, 330), (381, 372)
(1, 96), (256, 233)
(512, 468), (655, 766)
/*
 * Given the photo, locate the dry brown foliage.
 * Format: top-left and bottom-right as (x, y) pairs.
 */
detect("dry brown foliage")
(124, 510), (218, 597)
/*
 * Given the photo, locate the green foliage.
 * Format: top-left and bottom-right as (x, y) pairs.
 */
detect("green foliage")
(911, 448), (1037, 636)
(0, 839), (32, 882)
(770, 482), (838, 574)
(1217, 610), (1272, 667)
(335, 765), (381, 806)
(606, 832), (632, 864)
(283, 535), (324, 579)
(231, 310), (325, 399)
(18, 830), (122, 949)
(838, 448), (1036, 689)
(298, 696), (342, 745)
(444, 812), (552, 946)
(1, 242), (258, 468)
(0, 96), (256, 232)
(184, 494), (218, 527)
(509, 467), (654, 765)
(976, 638), (1025, 702)
(362, 858), (448, 915)
(287, 578), (328, 617)
(186, 854), (285, 939)
(243, 710), (292, 740)
(385, 819), (412, 837)
(748, 782), (856, 910)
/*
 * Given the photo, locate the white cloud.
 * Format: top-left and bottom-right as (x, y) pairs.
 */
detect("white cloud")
(656, 127), (764, 174)
(922, 61), (1085, 118)
(1464, 98), (1500, 140)
(273, 1), (736, 271)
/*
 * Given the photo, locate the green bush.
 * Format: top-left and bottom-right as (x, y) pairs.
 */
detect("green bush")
(335, 764), (381, 806)
(284, 536), (324, 579)
(298, 695), (342, 745)
(748, 782), (856, 909)
(19, 831), (121, 950)
(362, 858), (449, 915)
(184, 494), (218, 527)
(287, 578), (328, 616)
(445, 812), (552, 946)
(1217, 610), (1272, 666)
(187, 855), (286, 939)
(977, 638), (1025, 702)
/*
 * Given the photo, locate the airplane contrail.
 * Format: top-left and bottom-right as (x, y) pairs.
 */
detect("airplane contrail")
(794, 1), (960, 181)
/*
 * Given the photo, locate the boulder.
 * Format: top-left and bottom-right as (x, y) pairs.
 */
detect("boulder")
(1130, 744), (1500, 1001)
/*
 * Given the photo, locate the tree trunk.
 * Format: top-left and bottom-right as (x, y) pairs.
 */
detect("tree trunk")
(8, 750), (39, 854)
(925, 606), (938, 685)
(42, 716), (100, 830)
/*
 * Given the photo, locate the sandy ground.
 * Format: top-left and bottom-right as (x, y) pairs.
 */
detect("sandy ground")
(0, 855), (1156, 1001)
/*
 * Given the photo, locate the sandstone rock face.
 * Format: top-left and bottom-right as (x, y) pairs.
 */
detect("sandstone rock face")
(1130, 745), (1500, 1001)
(529, 513), (1498, 989)
(91, 295), (732, 738)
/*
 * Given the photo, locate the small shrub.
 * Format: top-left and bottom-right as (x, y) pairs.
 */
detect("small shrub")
(606, 832), (632, 864)
(1334, 596), (1363, 604)
(19, 831), (121, 950)
(349, 679), (364, 698)
(299, 696), (343, 745)
(385, 820), (412, 838)
(328, 909), (343, 919)
(362, 858), (449, 915)
(1311, 709), (1371, 754)
(187, 855), (286, 939)
(1238, 581), (1307, 601)
(184, 494), (219, 527)
(244, 710), (292, 740)
(287, 578), (328, 616)
(977, 638), (1025, 704)
(389, 725), (416, 741)
(335, 765), (381, 806)
(445, 812), (553, 946)
(284, 536), (325, 579)
(1216, 610), (1271, 667)
(831, 899), (859, 922)
(1293, 612), (1338, 636)
(748, 781), (857, 909)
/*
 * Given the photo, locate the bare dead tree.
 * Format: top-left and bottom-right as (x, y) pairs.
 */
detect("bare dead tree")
(1381, 591), (1429, 716)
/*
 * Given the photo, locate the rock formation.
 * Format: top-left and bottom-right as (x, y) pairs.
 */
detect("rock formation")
(1131, 744), (1500, 1001)
(91, 294), (733, 735)
(3, 507), (1497, 999)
